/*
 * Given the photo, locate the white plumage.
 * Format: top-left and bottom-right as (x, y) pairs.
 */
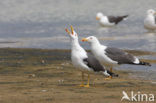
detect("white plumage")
(96, 12), (114, 27)
(71, 39), (91, 72)
(66, 27), (90, 72)
(144, 9), (156, 31)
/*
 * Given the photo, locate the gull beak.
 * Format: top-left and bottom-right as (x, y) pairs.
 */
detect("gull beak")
(65, 25), (74, 35)
(65, 28), (71, 35)
(96, 17), (100, 20)
(71, 25), (74, 35)
(82, 38), (88, 42)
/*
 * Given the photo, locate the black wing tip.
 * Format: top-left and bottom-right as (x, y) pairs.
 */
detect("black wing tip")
(146, 63), (151, 66)
(123, 15), (128, 18)
(147, 63), (151, 66)
(111, 73), (119, 77)
(139, 61), (151, 66)
(107, 70), (119, 77)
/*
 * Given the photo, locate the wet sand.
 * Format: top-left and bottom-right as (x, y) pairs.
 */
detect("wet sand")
(0, 48), (156, 103)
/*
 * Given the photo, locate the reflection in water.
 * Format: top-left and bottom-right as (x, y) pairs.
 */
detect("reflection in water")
(142, 32), (156, 51)
(97, 27), (110, 34)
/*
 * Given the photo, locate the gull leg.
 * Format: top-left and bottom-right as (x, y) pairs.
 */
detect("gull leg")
(110, 67), (113, 72)
(79, 72), (85, 87)
(84, 74), (90, 87)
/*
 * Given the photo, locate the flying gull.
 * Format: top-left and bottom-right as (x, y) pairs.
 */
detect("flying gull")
(65, 26), (118, 87)
(96, 12), (128, 27)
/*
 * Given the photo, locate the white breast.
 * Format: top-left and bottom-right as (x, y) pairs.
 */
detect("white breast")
(91, 45), (118, 67)
(100, 16), (114, 27)
(144, 15), (156, 30)
(71, 49), (91, 71)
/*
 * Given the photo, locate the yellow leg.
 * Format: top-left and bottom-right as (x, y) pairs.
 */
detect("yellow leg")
(79, 72), (85, 87)
(104, 76), (112, 80)
(84, 74), (90, 87)
(110, 67), (113, 72)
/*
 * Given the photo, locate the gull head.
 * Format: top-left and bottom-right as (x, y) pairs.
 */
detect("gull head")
(147, 9), (156, 15)
(96, 12), (103, 20)
(65, 26), (78, 40)
(82, 36), (99, 44)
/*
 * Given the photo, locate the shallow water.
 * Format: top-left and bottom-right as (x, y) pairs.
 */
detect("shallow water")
(0, 0), (155, 79)
(0, 0), (155, 50)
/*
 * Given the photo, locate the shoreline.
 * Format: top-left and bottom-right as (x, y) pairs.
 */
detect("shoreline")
(1, 47), (156, 55)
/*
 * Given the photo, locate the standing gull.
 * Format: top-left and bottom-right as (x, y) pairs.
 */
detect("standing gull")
(65, 26), (118, 87)
(96, 12), (128, 27)
(82, 36), (151, 72)
(144, 9), (156, 31)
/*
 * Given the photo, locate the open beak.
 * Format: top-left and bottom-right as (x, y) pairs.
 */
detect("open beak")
(65, 28), (71, 35)
(96, 17), (100, 20)
(71, 25), (74, 34)
(82, 38), (88, 42)
(65, 25), (74, 35)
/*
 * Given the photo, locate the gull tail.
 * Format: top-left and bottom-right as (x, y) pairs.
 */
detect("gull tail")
(121, 15), (128, 20)
(138, 61), (151, 66)
(115, 15), (129, 24)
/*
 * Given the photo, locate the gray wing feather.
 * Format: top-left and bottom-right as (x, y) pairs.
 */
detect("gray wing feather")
(108, 15), (128, 24)
(83, 53), (105, 72)
(83, 53), (119, 77)
(105, 47), (135, 64)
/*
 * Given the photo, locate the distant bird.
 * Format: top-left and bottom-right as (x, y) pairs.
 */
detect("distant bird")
(144, 9), (156, 31)
(82, 36), (151, 72)
(96, 12), (128, 27)
(65, 26), (118, 87)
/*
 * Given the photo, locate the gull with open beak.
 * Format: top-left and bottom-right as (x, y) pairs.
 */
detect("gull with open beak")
(65, 26), (118, 87)
(144, 9), (156, 31)
(82, 36), (151, 73)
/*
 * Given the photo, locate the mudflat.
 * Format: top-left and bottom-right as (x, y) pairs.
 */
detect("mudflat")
(0, 48), (155, 103)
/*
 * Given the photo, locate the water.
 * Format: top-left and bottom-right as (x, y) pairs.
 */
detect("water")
(0, 0), (155, 80)
(0, 0), (155, 49)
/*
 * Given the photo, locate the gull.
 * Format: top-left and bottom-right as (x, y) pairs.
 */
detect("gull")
(65, 26), (118, 87)
(96, 12), (128, 27)
(82, 36), (151, 73)
(144, 9), (156, 31)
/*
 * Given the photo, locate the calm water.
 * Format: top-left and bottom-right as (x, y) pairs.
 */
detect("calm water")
(0, 0), (155, 79)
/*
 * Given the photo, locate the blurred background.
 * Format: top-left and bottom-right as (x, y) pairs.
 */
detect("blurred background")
(0, 0), (155, 50)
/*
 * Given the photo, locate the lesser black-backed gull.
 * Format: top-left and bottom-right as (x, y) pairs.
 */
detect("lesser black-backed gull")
(65, 26), (118, 87)
(96, 12), (128, 27)
(82, 36), (151, 72)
